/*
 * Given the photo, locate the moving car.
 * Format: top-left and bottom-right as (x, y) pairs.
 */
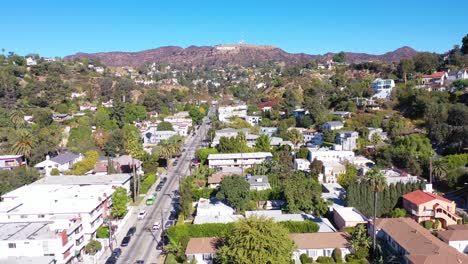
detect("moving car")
(126, 226), (136, 237)
(152, 221), (161, 230)
(137, 210), (147, 220)
(121, 236), (131, 247)
(146, 196), (156, 205)
(111, 248), (122, 259)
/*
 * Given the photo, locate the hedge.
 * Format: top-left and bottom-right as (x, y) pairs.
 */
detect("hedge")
(316, 256), (335, 263)
(279, 220), (319, 233)
(166, 223), (233, 249)
(140, 173), (157, 194)
(96, 226), (109, 238)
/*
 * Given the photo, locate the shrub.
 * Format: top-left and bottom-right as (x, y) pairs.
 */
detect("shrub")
(300, 253), (309, 264)
(279, 220), (319, 233)
(422, 220), (433, 229)
(84, 239), (102, 255)
(96, 226), (109, 238)
(332, 248), (343, 262)
(164, 253), (178, 264)
(316, 256), (335, 263)
(50, 168), (60, 176)
(140, 173), (157, 194)
(67, 150), (98, 175)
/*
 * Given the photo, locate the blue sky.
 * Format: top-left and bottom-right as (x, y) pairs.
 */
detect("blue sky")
(2, 0), (467, 57)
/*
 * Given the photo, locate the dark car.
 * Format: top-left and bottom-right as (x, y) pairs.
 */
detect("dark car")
(161, 177), (168, 183)
(126, 226), (136, 237)
(156, 184), (163, 192)
(121, 236), (131, 247)
(111, 248), (122, 259)
(105, 256), (117, 264)
(135, 261), (145, 264)
(169, 211), (177, 221)
(156, 240), (164, 250)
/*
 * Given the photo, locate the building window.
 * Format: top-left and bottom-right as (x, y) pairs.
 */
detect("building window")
(38, 214), (45, 218)
(8, 243), (16, 248)
(20, 215), (28, 219)
(203, 254), (213, 260)
(307, 249), (317, 257)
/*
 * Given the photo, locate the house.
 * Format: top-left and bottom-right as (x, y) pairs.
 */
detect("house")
(372, 78), (395, 99)
(294, 158), (311, 172)
(207, 168), (243, 189)
(113, 155), (144, 175)
(334, 131), (359, 151)
(421, 72), (448, 86)
(292, 108), (309, 119)
(141, 127), (177, 145)
(367, 127), (388, 142)
(322, 121), (344, 131)
(330, 111), (351, 119)
(79, 103), (97, 112)
(321, 161), (346, 184)
(218, 104), (248, 123)
(185, 237), (219, 264)
(246, 175), (271, 191)
(332, 207), (368, 230)
(302, 129), (320, 143)
(308, 148), (355, 163)
(91, 161), (120, 175)
(381, 168), (422, 185)
(207, 152), (273, 170)
(33, 173), (133, 193)
(370, 218), (468, 264)
(244, 115), (262, 126)
(52, 114), (72, 123)
(260, 127), (278, 137)
(26, 57), (37, 66)
(147, 111), (158, 119)
(94, 66), (104, 74)
(0, 155), (26, 170)
(34, 152), (83, 176)
(290, 233), (351, 262)
(210, 128), (257, 148)
(101, 99), (113, 108)
(447, 69), (468, 81)
(402, 190), (461, 227)
(193, 198), (243, 224)
(437, 224), (468, 254)
(245, 210), (336, 232)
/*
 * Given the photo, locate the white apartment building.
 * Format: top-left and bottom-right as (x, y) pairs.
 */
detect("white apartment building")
(322, 121), (344, 131)
(218, 104), (248, 123)
(308, 148), (355, 163)
(163, 116), (193, 127)
(0, 182), (118, 263)
(321, 161), (346, 184)
(294, 158), (311, 172)
(210, 128), (257, 148)
(208, 152), (273, 170)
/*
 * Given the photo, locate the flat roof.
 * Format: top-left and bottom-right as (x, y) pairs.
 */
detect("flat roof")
(208, 152), (273, 160)
(185, 237), (220, 254)
(333, 207), (367, 222)
(33, 174), (132, 185)
(0, 256), (55, 264)
(289, 232), (349, 249)
(0, 222), (56, 241)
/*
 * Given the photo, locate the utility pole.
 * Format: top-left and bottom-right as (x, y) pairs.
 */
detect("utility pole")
(108, 218), (113, 252)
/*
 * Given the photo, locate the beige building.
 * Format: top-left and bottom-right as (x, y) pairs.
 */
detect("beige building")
(333, 207), (368, 230)
(402, 190), (461, 227)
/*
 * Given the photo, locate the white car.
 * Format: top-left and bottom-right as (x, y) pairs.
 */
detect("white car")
(152, 221), (161, 230)
(137, 210), (147, 220)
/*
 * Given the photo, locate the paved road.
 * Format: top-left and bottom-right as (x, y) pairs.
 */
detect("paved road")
(113, 108), (213, 264)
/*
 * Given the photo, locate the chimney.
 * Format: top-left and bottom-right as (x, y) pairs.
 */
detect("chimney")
(46, 155), (50, 160)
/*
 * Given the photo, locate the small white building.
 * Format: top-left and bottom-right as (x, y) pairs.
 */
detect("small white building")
(211, 128), (256, 148)
(244, 115), (262, 126)
(193, 198), (243, 224)
(367, 127), (388, 142)
(321, 161), (346, 184)
(290, 233), (351, 262)
(141, 127), (177, 145)
(294, 158), (311, 172)
(26, 57), (37, 66)
(34, 152), (83, 176)
(372, 78), (395, 100)
(437, 225), (468, 254)
(322, 121), (344, 131)
(260, 127), (278, 137)
(246, 175), (271, 191)
(207, 152), (273, 170)
(308, 148), (355, 163)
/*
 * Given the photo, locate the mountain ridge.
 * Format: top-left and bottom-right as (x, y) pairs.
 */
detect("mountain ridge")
(64, 44), (419, 67)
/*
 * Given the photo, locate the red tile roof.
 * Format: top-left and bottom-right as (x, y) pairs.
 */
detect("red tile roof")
(257, 98), (279, 108)
(422, 72), (446, 79)
(402, 190), (453, 206)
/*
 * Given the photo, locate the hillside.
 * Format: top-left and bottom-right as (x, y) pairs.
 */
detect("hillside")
(64, 44), (419, 67)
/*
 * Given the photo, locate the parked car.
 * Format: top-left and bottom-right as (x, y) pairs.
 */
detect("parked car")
(146, 196), (156, 205)
(169, 211), (177, 221)
(137, 210), (147, 220)
(165, 220), (176, 229)
(105, 256), (117, 264)
(121, 236), (131, 247)
(156, 240), (164, 250)
(161, 177), (168, 183)
(156, 184), (163, 192)
(126, 226), (136, 237)
(111, 248), (122, 259)
(135, 261), (144, 264)
(152, 221), (161, 230)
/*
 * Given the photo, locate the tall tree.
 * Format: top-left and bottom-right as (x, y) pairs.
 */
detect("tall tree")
(216, 176), (250, 212)
(11, 130), (35, 166)
(9, 109), (25, 129)
(461, 34), (468, 55)
(397, 58), (415, 84)
(255, 134), (271, 152)
(364, 168), (386, 254)
(111, 187), (128, 219)
(215, 216), (295, 264)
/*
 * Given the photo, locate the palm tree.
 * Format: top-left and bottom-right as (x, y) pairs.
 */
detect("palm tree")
(9, 109), (26, 129)
(432, 159), (449, 182)
(288, 129), (304, 150)
(11, 130), (35, 167)
(364, 168), (386, 254)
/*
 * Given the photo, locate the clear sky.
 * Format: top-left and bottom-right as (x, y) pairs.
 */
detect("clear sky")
(2, 0), (467, 57)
